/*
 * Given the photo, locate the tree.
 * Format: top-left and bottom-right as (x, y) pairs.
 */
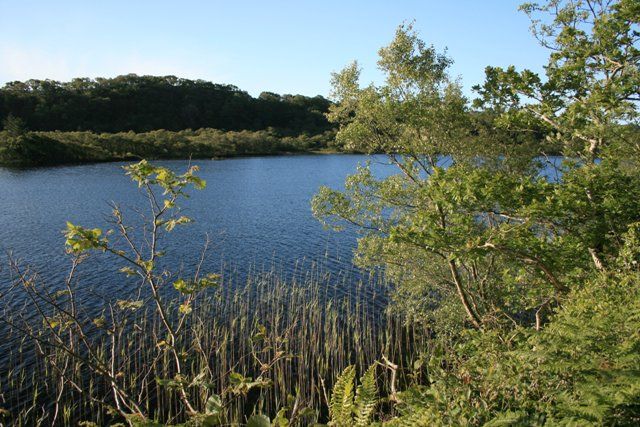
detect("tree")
(313, 3), (640, 333)
(2, 113), (27, 137)
(314, 23), (555, 331)
(473, 0), (640, 271)
(314, 2), (640, 423)
(474, 0), (639, 163)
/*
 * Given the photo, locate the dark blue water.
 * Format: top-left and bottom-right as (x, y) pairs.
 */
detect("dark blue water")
(0, 155), (395, 303)
(0, 154), (565, 305)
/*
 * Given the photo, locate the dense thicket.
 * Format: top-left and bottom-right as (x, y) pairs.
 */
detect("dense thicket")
(313, 0), (640, 424)
(0, 128), (337, 166)
(0, 74), (333, 134)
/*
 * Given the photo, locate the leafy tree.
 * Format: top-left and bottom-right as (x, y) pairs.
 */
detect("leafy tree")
(385, 231), (640, 425)
(473, 0), (640, 271)
(313, 2), (640, 424)
(314, 3), (640, 333)
(474, 0), (639, 164)
(2, 113), (27, 137)
(314, 23), (550, 331)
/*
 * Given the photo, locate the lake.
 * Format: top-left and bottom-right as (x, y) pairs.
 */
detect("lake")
(0, 154), (393, 306)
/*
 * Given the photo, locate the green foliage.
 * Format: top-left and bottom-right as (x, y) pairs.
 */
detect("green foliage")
(474, 0), (640, 163)
(0, 74), (333, 134)
(328, 365), (378, 426)
(0, 131), (76, 166)
(0, 127), (339, 166)
(228, 372), (272, 396)
(247, 414), (272, 427)
(64, 160), (206, 259)
(385, 253), (640, 425)
(173, 273), (220, 295)
(315, 1), (640, 333)
(125, 159), (206, 193)
(354, 365), (378, 426)
(329, 366), (356, 426)
(326, 22), (470, 159)
(64, 222), (108, 253)
(2, 113), (27, 137)
(3, 1), (639, 425)
(316, 2), (640, 425)
(315, 22), (567, 331)
(116, 300), (144, 311)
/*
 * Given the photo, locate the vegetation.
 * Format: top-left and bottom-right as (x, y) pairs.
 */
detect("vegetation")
(0, 75), (333, 134)
(0, 75), (342, 166)
(312, 0), (640, 424)
(0, 161), (423, 426)
(1, 0), (639, 425)
(0, 128), (339, 167)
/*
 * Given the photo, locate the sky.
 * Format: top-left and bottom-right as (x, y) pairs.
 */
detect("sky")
(0, 0), (549, 99)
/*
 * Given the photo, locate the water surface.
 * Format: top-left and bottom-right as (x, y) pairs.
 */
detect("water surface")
(0, 154), (393, 302)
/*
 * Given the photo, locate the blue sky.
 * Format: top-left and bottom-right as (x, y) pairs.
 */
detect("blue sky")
(0, 0), (549, 98)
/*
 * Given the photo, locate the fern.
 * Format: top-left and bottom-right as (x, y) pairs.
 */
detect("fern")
(329, 365), (356, 426)
(354, 364), (378, 426)
(329, 364), (379, 426)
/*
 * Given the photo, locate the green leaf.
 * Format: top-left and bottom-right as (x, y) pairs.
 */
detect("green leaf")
(119, 266), (137, 276)
(179, 301), (192, 315)
(246, 414), (271, 427)
(354, 364), (377, 426)
(272, 407), (290, 427)
(116, 300), (144, 311)
(205, 394), (222, 415)
(228, 372), (271, 396)
(329, 365), (356, 426)
(64, 222), (108, 253)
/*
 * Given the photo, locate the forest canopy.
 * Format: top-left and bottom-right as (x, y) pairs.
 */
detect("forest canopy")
(0, 75), (342, 166)
(0, 74), (333, 134)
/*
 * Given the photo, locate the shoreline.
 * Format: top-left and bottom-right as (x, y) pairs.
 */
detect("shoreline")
(0, 128), (347, 168)
(0, 148), (360, 170)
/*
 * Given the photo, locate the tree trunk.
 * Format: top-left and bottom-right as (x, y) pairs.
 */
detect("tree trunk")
(448, 259), (483, 329)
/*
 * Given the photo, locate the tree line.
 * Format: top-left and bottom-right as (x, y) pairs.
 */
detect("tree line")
(0, 75), (345, 166)
(0, 74), (333, 134)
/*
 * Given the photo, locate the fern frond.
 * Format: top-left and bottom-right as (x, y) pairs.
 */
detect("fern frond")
(329, 365), (356, 426)
(355, 364), (378, 426)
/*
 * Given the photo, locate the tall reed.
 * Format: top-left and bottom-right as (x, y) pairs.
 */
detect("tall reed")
(1, 261), (428, 426)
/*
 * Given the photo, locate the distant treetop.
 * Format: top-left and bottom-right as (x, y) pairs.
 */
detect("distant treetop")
(0, 74), (333, 134)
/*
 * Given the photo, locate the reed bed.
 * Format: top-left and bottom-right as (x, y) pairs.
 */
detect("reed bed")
(0, 261), (429, 426)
